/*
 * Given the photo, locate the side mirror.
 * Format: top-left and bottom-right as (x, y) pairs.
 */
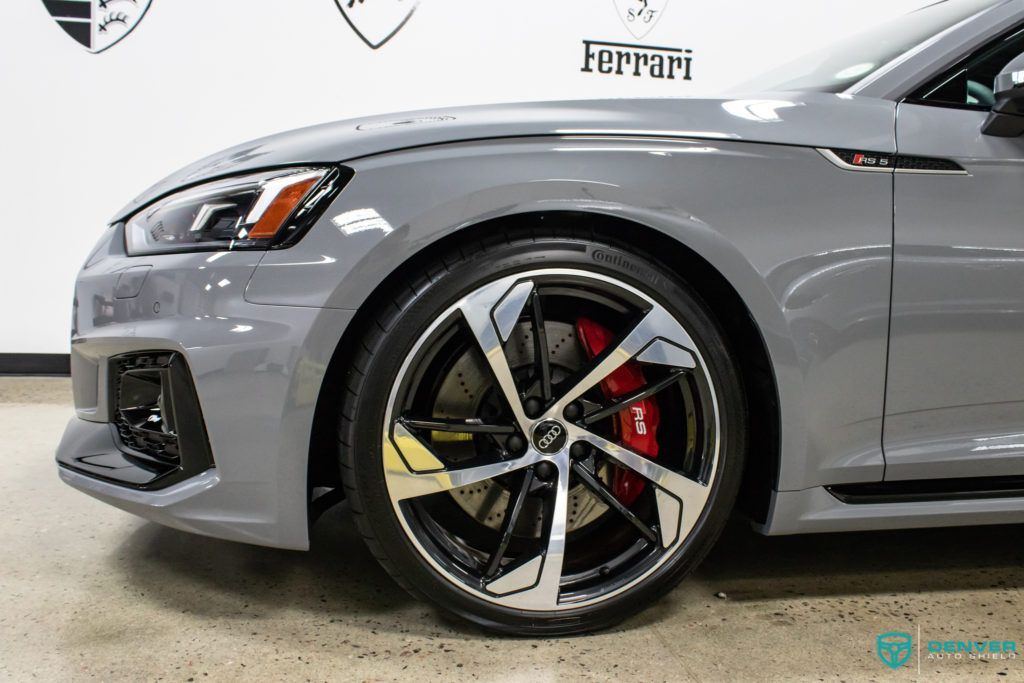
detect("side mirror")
(983, 53), (1024, 137)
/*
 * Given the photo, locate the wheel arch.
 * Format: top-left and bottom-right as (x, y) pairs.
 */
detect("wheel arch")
(307, 210), (783, 526)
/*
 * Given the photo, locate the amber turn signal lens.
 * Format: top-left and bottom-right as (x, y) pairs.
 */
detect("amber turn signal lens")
(248, 177), (322, 240)
(125, 167), (341, 256)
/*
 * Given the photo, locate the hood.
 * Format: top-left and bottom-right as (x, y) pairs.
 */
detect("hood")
(113, 92), (896, 221)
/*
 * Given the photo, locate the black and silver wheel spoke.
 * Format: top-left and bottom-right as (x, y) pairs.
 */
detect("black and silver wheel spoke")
(457, 278), (537, 431)
(530, 291), (553, 402)
(552, 306), (698, 413)
(399, 416), (517, 435)
(581, 369), (688, 426)
(483, 454), (570, 608)
(484, 468), (536, 578)
(384, 436), (545, 501)
(573, 429), (711, 549)
(570, 458), (658, 544)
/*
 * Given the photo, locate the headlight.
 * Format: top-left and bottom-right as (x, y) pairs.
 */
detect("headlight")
(125, 167), (348, 256)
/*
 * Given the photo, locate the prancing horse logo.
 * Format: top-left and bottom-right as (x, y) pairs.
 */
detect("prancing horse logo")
(42, 0), (153, 53)
(334, 0), (419, 49)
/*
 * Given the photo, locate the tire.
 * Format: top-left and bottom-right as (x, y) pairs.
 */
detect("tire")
(338, 227), (747, 635)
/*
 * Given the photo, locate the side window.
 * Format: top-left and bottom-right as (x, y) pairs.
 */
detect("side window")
(912, 28), (1024, 109)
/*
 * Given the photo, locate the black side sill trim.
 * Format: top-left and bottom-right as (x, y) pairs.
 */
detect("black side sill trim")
(828, 476), (1024, 505)
(0, 353), (71, 376)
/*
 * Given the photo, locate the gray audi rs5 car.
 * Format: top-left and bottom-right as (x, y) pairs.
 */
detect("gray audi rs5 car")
(58, 0), (1024, 634)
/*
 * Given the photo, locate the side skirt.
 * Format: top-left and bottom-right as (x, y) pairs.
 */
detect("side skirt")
(760, 483), (1024, 535)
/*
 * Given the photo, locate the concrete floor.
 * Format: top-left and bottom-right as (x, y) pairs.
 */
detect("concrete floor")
(2, 378), (1023, 681)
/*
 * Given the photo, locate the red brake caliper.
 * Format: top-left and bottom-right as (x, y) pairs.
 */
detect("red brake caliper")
(575, 317), (660, 506)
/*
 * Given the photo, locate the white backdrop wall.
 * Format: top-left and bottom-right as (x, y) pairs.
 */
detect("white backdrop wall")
(1, 0), (929, 355)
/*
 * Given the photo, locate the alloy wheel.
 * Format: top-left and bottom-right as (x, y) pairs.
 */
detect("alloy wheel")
(381, 268), (720, 611)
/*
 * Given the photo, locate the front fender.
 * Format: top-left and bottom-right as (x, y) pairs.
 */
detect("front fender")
(249, 136), (893, 492)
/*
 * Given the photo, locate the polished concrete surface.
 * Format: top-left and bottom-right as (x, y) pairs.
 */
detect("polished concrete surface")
(2, 377), (1023, 681)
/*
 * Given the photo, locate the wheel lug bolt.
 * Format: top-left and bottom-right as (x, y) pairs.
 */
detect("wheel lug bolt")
(534, 461), (557, 482)
(570, 442), (590, 459)
(563, 402), (583, 421)
(524, 397), (544, 418)
(505, 434), (526, 454)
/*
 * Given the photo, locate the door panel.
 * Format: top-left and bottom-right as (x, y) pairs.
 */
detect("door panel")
(886, 102), (1024, 480)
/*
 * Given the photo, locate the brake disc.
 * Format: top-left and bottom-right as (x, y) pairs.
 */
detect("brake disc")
(434, 321), (609, 535)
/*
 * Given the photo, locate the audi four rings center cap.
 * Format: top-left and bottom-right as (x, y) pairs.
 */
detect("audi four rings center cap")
(533, 420), (568, 454)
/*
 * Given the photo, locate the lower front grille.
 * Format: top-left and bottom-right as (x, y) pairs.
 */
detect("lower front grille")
(61, 350), (216, 489)
(112, 352), (182, 468)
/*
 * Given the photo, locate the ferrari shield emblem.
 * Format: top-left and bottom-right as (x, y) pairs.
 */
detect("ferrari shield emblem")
(612, 0), (669, 40)
(877, 632), (913, 670)
(42, 0), (153, 53)
(335, 0), (419, 49)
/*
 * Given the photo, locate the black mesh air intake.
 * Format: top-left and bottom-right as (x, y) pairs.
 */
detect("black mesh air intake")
(107, 351), (214, 487)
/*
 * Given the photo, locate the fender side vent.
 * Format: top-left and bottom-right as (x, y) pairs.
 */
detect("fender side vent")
(819, 148), (967, 175)
(895, 155), (967, 174)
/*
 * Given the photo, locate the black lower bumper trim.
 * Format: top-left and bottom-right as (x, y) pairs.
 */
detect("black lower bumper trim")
(58, 424), (180, 487)
(57, 418), (214, 490)
(828, 475), (1024, 505)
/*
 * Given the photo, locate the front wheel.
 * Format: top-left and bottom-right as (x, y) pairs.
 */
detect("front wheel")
(339, 229), (747, 635)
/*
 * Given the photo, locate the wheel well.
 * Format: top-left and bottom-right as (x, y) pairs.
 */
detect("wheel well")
(308, 211), (780, 524)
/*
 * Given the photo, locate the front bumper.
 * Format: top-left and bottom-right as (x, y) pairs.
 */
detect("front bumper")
(58, 225), (354, 550)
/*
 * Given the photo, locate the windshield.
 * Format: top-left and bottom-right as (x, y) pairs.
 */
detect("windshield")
(751, 0), (1002, 93)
